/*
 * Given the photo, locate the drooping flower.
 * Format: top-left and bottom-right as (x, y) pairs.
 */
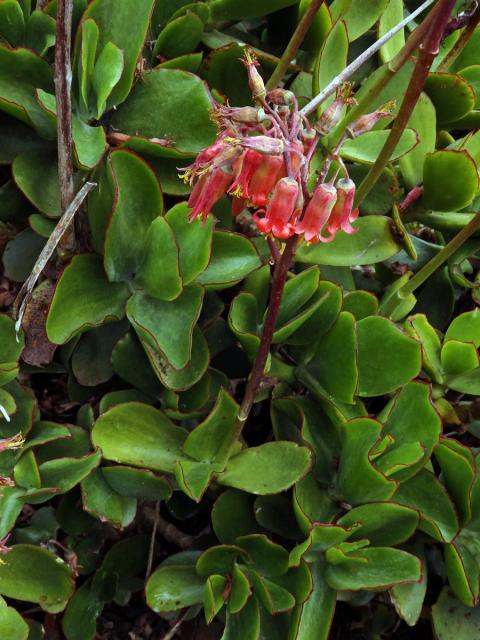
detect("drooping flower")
(237, 135), (285, 156)
(314, 84), (356, 136)
(295, 182), (337, 243)
(248, 154), (284, 207)
(254, 177), (299, 239)
(187, 166), (233, 222)
(228, 149), (264, 198)
(327, 178), (359, 235)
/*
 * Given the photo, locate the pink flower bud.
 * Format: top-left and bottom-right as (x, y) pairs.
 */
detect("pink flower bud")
(248, 154), (284, 207)
(242, 49), (266, 103)
(254, 177), (299, 239)
(214, 105), (261, 124)
(347, 101), (395, 138)
(239, 135), (285, 155)
(315, 84), (355, 136)
(187, 166), (233, 222)
(228, 149), (264, 198)
(327, 178), (359, 235)
(267, 89), (295, 105)
(295, 183), (337, 243)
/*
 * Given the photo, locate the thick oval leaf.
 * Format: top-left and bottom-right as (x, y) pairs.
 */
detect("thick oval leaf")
(104, 149), (164, 282)
(217, 442), (312, 494)
(0, 46), (54, 138)
(331, 0), (388, 41)
(423, 150), (479, 211)
(196, 231), (262, 287)
(165, 202), (214, 285)
(425, 72), (476, 124)
(209, 0), (298, 21)
(394, 469), (459, 542)
(146, 564), (205, 612)
(137, 216), (183, 301)
(153, 13), (204, 59)
(0, 545), (73, 613)
(399, 93), (436, 188)
(46, 254), (130, 344)
(13, 150), (60, 217)
(357, 316), (422, 396)
(337, 502), (419, 546)
(296, 216), (401, 266)
(92, 41), (124, 119)
(325, 548), (421, 591)
(127, 284), (204, 370)
(76, 0), (156, 108)
(0, 595), (28, 640)
(111, 68), (216, 153)
(81, 469), (136, 528)
(339, 129), (418, 164)
(92, 402), (188, 473)
(432, 587), (480, 639)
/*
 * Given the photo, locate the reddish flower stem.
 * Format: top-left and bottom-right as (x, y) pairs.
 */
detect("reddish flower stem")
(237, 235), (298, 423)
(398, 185), (424, 213)
(354, 0), (458, 208)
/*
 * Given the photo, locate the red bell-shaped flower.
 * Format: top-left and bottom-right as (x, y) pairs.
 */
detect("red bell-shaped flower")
(248, 154), (284, 207)
(228, 149), (264, 198)
(254, 177), (299, 239)
(187, 166), (233, 222)
(295, 182), (337, 243)
(327, 178), (359, 236)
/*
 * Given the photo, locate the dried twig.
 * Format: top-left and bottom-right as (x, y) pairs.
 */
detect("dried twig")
(144, 506), (194, 550)
(161, 610), (190, 640)
(300, 0), (436, 117)
(146, 501), (160, 579)
(13, 182), (97, 337)
(54, 0), (75, 255)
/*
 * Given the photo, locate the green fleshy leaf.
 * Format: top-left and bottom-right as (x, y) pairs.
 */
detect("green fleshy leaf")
(337, 502), (419, 547)
(127, 284), (204, 370)
(81, 469), (137, 528)
(196, 231), (262, 287)
(91, 402), (188, 473)
(425, 72), (476, 124)
(422, 150), (479, 211)
(92, 41), (124, 119)
(432, 587), (480, 638)
(111, 68), (216, 153)
(339, 129), (418, 164)
(46, 254), (130, 345)
(0, 545), (73, 613)
(218, 442), (312, 495)
(146, 564), (205, 613)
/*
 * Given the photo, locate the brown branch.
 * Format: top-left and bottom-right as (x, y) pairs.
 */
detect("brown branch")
(144, 506), (194, 550)
(54, 0), (75, 256)
(266, 0), (324, 90)
(354, 0), (458, 207)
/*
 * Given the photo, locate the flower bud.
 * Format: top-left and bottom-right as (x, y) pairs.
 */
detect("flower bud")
(295, 183), (337, 243)
(238, 135), (285, 155)
(214, 105), (261, 124)
(242, 49), (266, 103)
(268, 89), (295, 105)
(314, 83), (355, 136)
(254, 177), (299, 239)
(347, 101), (395, 138)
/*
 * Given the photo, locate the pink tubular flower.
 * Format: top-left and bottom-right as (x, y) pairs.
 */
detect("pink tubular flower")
(327, 178), (359, 236)
(347, 101), (395, 138)
(296, 183), (337, 243)
(238, 135), (284, 156)
(254, 177), (299, 239)
(187, 166), (233, 222)
(228, 149), (264, 198)
(248, 154), (284, 207)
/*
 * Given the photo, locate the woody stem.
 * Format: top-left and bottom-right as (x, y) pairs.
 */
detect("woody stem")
(237, 235), (298, 424)
(266, 0), (324, 91)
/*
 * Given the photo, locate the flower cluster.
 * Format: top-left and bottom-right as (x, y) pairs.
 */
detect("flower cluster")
(180, 51), (392, 243)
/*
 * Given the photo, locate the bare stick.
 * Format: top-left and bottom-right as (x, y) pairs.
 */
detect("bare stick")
(145, 501), (159, 579)
(161, 610), (190, 640)
(13, 182), (97, 337)
(300, 0), (435, 117)
(354, 0), (457, 207)
(266, 0), (324, 91)
(55, 0), (75, 255)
